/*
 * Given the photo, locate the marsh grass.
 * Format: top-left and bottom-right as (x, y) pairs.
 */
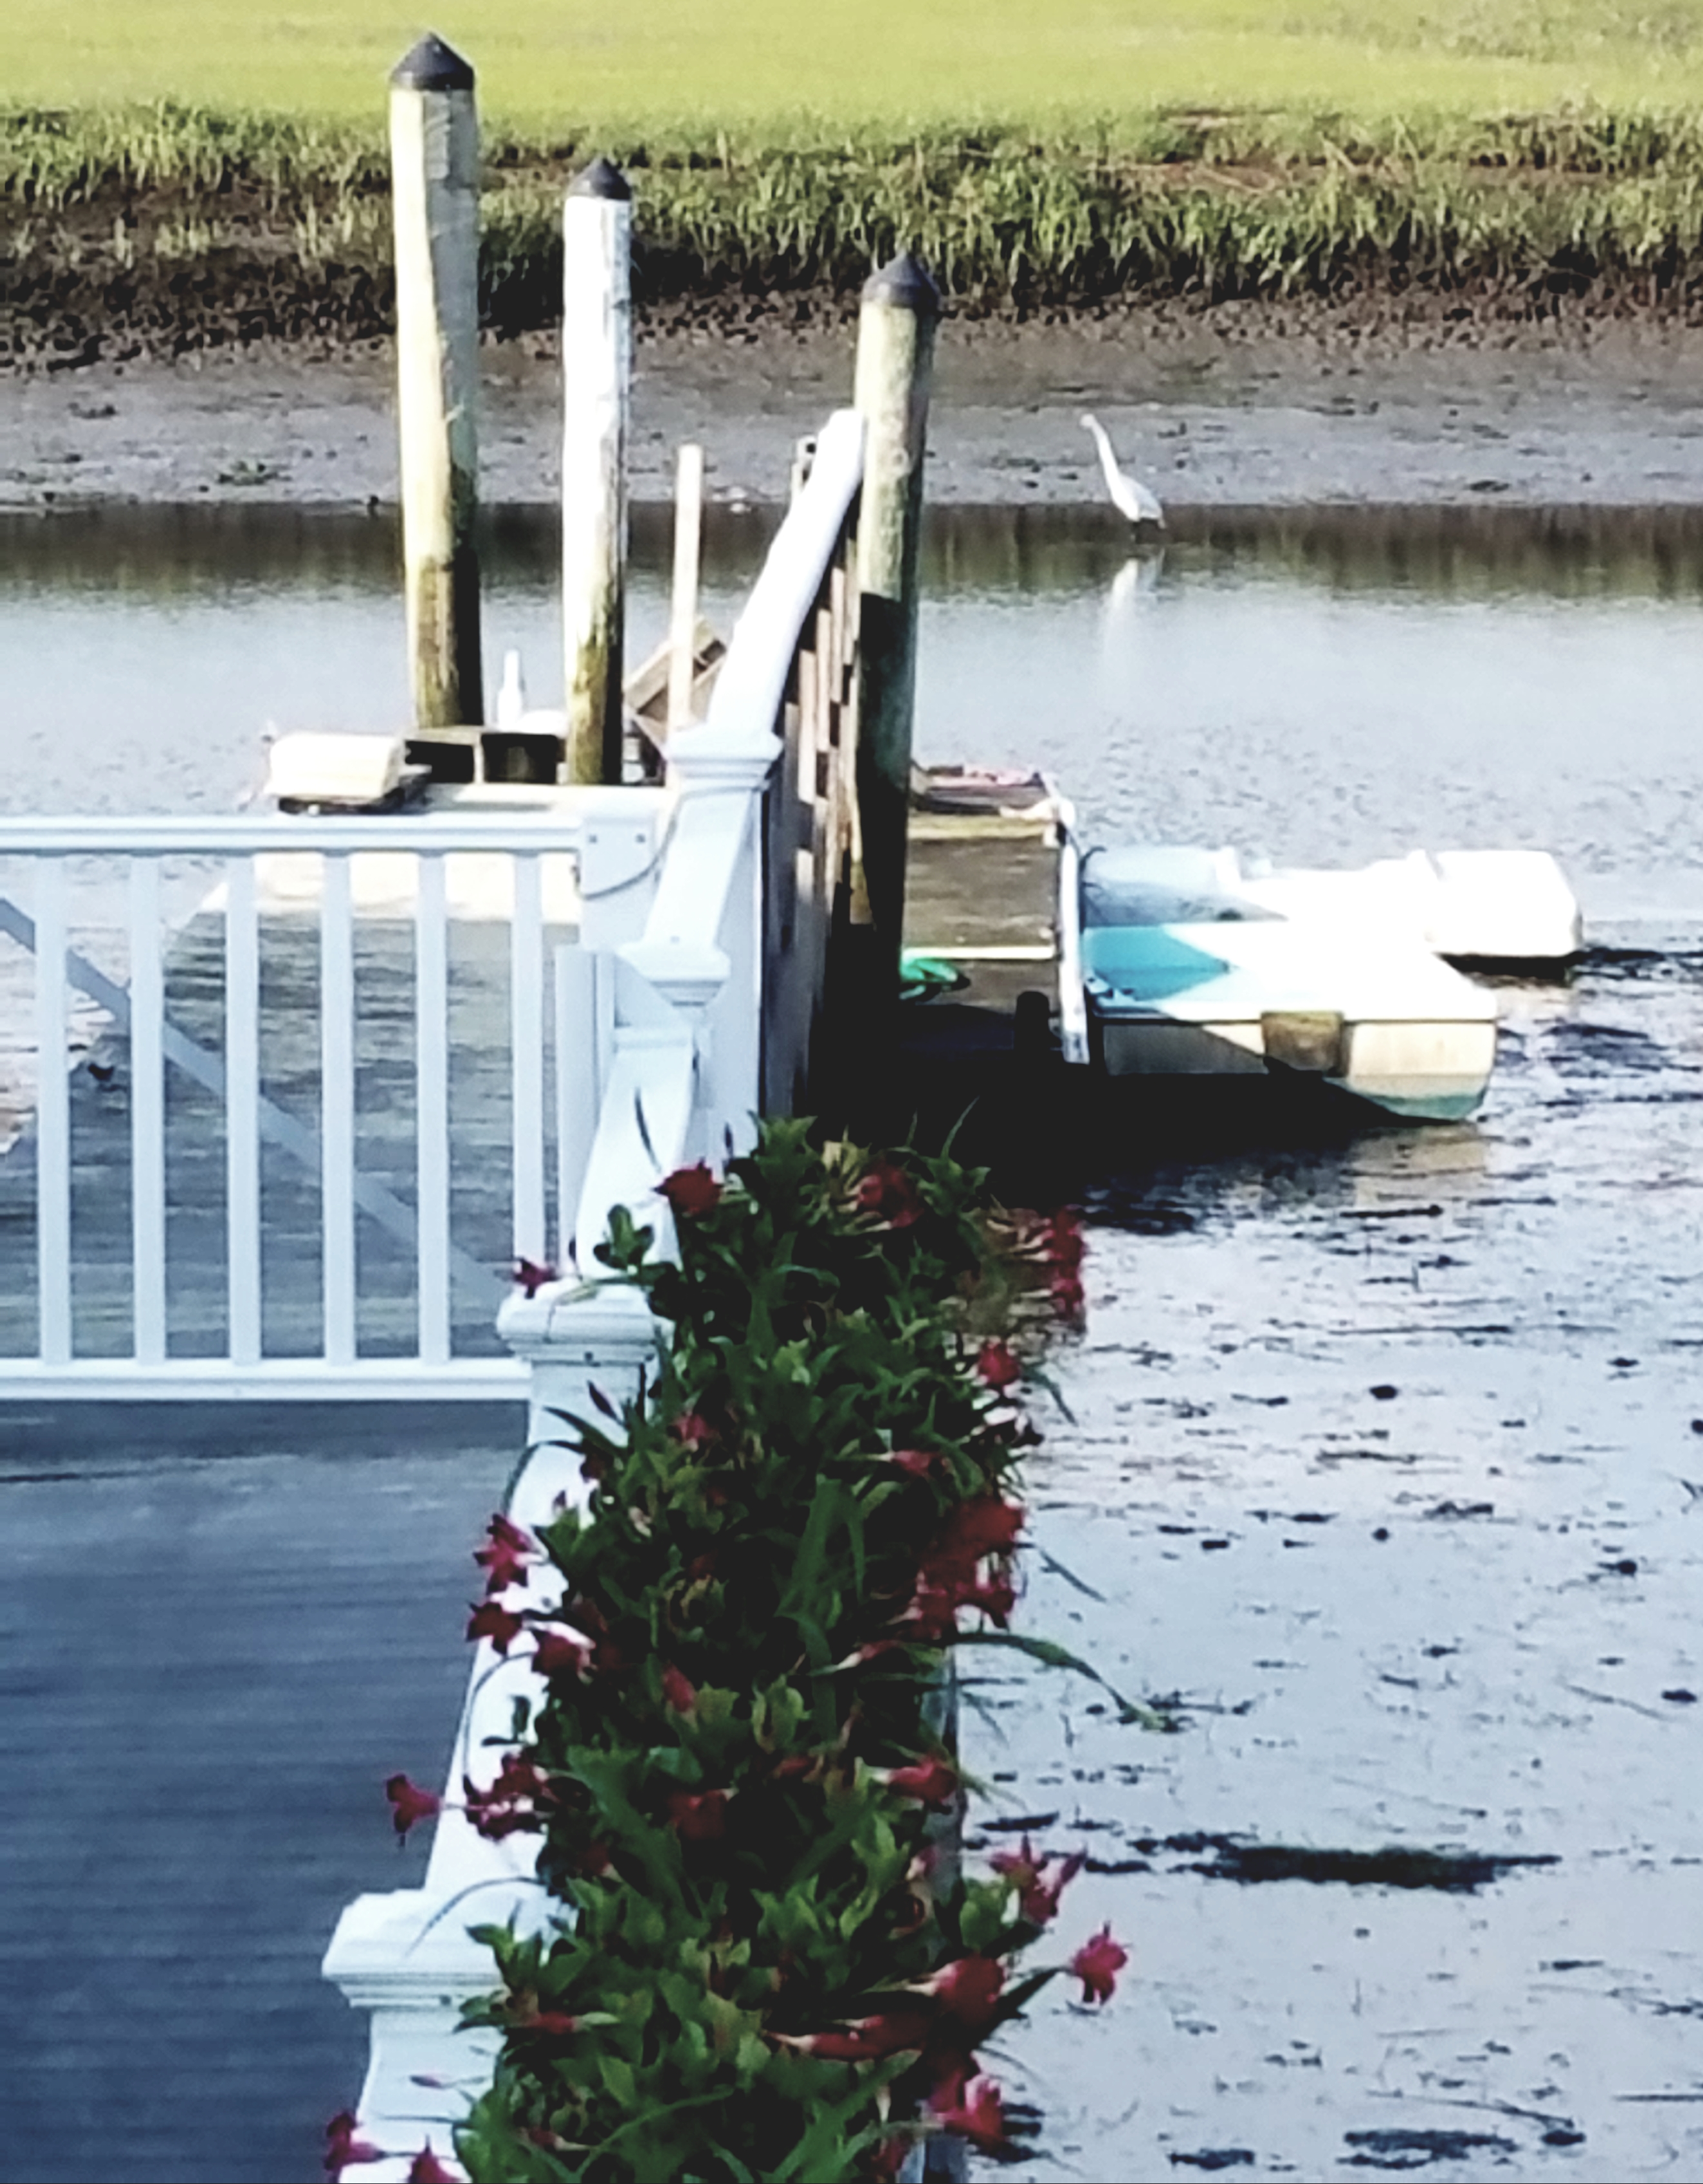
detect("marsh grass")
(11, 99), (1703, 355)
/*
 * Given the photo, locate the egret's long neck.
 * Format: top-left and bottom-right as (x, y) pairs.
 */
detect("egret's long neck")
(1087, 418), (1121, 497)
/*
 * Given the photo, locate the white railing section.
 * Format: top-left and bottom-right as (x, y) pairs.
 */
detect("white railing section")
(0, 800), (665, 1399)
(324, 409), (869, 2174)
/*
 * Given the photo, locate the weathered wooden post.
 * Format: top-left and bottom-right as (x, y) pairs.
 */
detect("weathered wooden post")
(562, 157), (632, 784)
(389, 32), (484, 729)
(666, 442), (705, 731)
(852, 251), (940, 990)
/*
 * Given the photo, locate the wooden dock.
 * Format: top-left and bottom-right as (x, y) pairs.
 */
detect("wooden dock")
(901, 767), (1063, 1020)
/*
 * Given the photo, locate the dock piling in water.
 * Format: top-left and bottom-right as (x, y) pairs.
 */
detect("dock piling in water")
(562, 157), (633, 785)
(852, 251), (940, 992)
(388, 32), (484, 731)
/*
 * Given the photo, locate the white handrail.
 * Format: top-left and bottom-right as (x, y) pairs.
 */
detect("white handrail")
(0, 810), (631, 856)
(699, 406), (864, 749)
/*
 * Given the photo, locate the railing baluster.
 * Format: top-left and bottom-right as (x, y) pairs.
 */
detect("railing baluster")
(416, 852), (451, 1364)
(225, 856), (262, 1365)
(34, 859), (71, 1364)
(129, 858), (166, 1364)
(555, 943), (596, 1270)
(321, 853), (357, 1366)
(511, 853), (546, 1267)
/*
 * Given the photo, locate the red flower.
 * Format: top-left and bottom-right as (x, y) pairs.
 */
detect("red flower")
(658, 1163), (723, 1219)
(666, 1788), (729, 1840)
(871, 2132), (912, 2181)
(662, 1664), (698, 1715)
(975, 1339), (1021, 1392)
(928, 2073), (1012, 2155)
(927, 1494), (1024, 1584)
(512, 1257), (555, 1299)
(407, 2149), (457, 2184)
(900, 1579), (960, 1644)
(532, 1628), (593, 1678)
(989, 1836), (1085, 1925)
(888, 1446), (938, 1477)
(967, 1495), (1025, 1555)
(465, 1753), (548, 1840)
(324, 2110), (384, 2174)
(919, 1953), (1005, 2036)
(384, 1775), (441, 1840)
(1069, 1923), (1128, 2005)
(1050, 1269), (1086, 1319)
(1044, 1208), (1085, 1274)
(966, 1570), (1016, 1626)
(883, 1756), (958, 1810)
(578, 1838), (613, 1876)
(513, 2007), (584, 2036)
(673, 1412), (716, 1449)
(466, 1600), (526, 1654)
(473, 1513), (536, 1595)
(854, 1157), (923, 1228)
(792, 2008), (932, 2061)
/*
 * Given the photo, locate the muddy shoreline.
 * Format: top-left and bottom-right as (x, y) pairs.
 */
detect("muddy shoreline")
(8, 306), (1703, 513)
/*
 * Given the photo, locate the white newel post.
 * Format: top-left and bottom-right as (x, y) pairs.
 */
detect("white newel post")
(635, 718), (780, 1161)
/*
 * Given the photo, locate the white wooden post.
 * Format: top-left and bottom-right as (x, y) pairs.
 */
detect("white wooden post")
(390, 32), (484, 730)
(562, 157), (631, 785)
(415, 852), (452, 1365)
(225, 857), (262, 1366)
(666, 442), (705, 731)
(510, 854), (546, 1267)
(128, 859), (166, 1365)
(321, 854), (357, 1366)
(34, 860), (70, 1365)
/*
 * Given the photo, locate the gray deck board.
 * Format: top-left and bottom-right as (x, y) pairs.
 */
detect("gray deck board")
(0, 1404), (523, 2184)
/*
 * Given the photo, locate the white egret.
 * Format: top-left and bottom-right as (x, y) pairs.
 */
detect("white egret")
(1080, 412), (1165, 529)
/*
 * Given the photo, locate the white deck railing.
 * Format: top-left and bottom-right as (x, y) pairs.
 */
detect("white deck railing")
(0, 413), (869, 1412)
(324, 408), (868, 2177)
(0, 798), (665, 1397)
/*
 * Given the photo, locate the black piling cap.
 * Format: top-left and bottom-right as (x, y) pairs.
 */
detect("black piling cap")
(391, 32), (475, 91)
(863, 251), (941, 315)
(569, 156), (632, 201)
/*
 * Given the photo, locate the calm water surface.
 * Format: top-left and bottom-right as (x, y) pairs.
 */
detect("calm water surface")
(3, 502), (1703, 883)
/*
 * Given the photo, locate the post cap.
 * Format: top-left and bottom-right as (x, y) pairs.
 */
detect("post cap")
(569, 155), (632, 201)
(862, 251), (941, 316)
(390, 32), (475, 90)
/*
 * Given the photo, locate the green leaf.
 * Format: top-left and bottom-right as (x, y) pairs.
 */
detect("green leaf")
(956, 1628), (1183, 1729)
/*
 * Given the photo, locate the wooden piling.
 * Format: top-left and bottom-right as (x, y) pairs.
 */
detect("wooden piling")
(852, 252), (940, 989)
(666, 443), (705, 732)
(562, 157), (632, 785)
(389, 32), (484, 729)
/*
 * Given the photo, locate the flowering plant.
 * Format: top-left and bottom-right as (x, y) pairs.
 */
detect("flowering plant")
(394, 1123), (1125, 2181)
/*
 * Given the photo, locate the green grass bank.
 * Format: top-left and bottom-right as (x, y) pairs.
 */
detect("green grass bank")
(15, 1), (1703, 357)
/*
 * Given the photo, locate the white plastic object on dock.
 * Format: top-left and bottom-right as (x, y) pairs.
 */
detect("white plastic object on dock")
(1239, 847), (1582, 964)
(1076, 841), (1582, 968)
(266, 731), (409, 809)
